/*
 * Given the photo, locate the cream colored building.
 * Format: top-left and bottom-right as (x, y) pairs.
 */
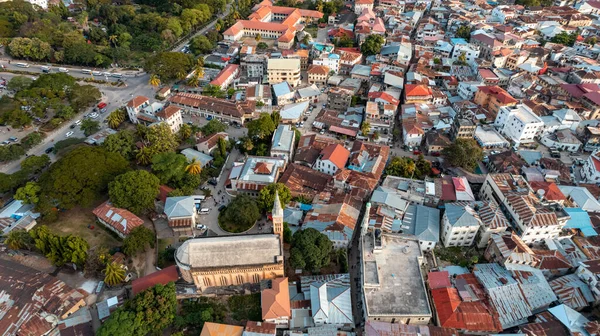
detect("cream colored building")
(175, 193), (285, 291)
(268, 58), (301, 87)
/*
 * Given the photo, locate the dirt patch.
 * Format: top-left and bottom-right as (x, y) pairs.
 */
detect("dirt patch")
(41, 204), (122, 250)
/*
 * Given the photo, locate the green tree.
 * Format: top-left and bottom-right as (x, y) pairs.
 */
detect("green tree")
(123, 226), (156, 256)
(7, 76), (33, 92)
(80, 118), (100, 136)
(5, 229), (33, 250)
(37, 147), (129, 210)
(144, 52), (194, 82)
(385, 156), (416, 178)
(289, 228), (332, 272)
(360, 35), (385, 56)
(69, 84), (102, 112)
(21, 132), (43, 149)
(109, 170), (160, 214)
(247, 113), (276, 139)
(84, 246), (110, 278)
(14, 181), (40, 204)
(361, 121), (371, 135)
(414, 154), (432, 179)
(20, 154), (50, 174)
(551, 31), (579, 47)
(456, 25), (472, 40)
(29, 225), (89, 267)
(151, 152), (187, 185)
(257, 42), (268, 49)
(257, 183), (291, 213)
(201, 119), (227, 135)
(143, 123), (179, 156)
(442, 138), (483, 171)
(185, 158), (202, 175)
(102, 130), (136, 160)
(107, 109), (127, 129)
(219, 194), (261, 232)
(7, 37), (52, 61)
(103, 261), (126, 286)
(202, 84), (226, 98)
(149, 74), (161, 87)
(97, 283), (177, 336)
(189, 35), (214, 55)
(283, 222), (292, 244)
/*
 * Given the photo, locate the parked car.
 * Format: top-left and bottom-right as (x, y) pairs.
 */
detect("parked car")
(8, 137), (17, 142)
(65, 131), (74, 137)
(70, 124), (76, 129)
(218, 205), (226, 212)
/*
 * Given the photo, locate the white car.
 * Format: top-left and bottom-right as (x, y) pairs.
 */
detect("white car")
(90, 113), (98, 119)
(65, 131), (74, 137)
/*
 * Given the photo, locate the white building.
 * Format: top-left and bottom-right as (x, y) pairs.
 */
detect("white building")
(125, 96), (150, 123)
(270, 124), (296, 163)
(314, 144), (350, 175)
(451, 38), (480, 63)
(581, 150), (600, 183)
(479, 174), (569, 244)
(24, 0), (48, 9)
(494, 104), (544, 145)
(441, 201), (509, 248)
(457, 81), (482, 100)
(313, 53), (340, 74)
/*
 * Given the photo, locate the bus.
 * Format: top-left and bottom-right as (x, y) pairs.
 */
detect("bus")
(111, 73), (123, 78)
(81, 69), (92, 74)
(16, 63), (30, 68)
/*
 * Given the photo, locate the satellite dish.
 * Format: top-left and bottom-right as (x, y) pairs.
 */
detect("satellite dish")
(537, 189), (545, 198)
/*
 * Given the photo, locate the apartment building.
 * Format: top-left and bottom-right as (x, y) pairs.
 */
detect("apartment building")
(480, 174), (569, 244)
(494, 104), (544, 145)
(267, 58), (301, 87)
(474, 85), (518, 116)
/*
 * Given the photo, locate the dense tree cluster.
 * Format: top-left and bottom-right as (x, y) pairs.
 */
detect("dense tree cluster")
(109, 170), (160, 214)
(29, 225), (89, 267)
(0, 0), (228, 66)
(361, 35), (385, 56)
(123, 226), (156, 256)
(219, 195), (261, 232)
(289, 228), (333, 272)
(97, 282), (177, 336)
(442, 138), (483, 172)
(385, 155), (432, 179)
(257, 183), (291, 213)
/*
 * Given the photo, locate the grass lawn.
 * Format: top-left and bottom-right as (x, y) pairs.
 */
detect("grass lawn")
(41, 205), (122, 249)
(305, 27), (318, 37)
(227, 293), (262, 322)
(435, 245), (483, 268)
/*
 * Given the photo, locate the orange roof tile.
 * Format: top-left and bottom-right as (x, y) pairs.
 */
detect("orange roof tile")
(308, 64), (330, 75)
(209, 64), (239, 87)
(200, 322), (244, 336)
(156, 105), (180, 120)
(261, 277), (291, 320)
(404, 84), (433, 97)
(477, 86), (518, 104)
(127, 96), (149, 108)
(431, 287), (502, 333)
(320, 144), (350, 170)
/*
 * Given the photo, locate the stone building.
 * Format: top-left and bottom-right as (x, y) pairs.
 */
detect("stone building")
(175, 195), (285, 291)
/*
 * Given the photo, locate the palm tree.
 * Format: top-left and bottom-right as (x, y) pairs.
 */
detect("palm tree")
(255, 33), (262, 42)
(361, 121), (371, 135)
(149, 74), (161, 87)
(107, 109), (125, 129)
(5, 230), (30, 250)
(187, 73), (200, 87)
(186, 158), (202, 175)
(108, 35), (118, 47)
(136, 147), (153, 165)
(103, 261), (126, 286)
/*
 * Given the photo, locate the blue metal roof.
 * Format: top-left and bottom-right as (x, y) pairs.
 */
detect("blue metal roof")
(564, 208), (597, 236)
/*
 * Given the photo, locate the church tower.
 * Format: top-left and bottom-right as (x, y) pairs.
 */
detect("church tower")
(272, 190), (284, 239)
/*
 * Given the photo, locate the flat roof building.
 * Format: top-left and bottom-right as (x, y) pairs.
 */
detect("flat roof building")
(361, 232), (432, 324)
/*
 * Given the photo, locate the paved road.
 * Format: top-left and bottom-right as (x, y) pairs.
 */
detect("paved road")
(0, 69), (155, 174)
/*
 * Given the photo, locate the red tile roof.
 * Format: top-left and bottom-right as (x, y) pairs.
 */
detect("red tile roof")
(592, 155), (600, 172)
(368, 91), (400, 106)
(308, 64), (330, 75)
(156, 105), (180, 120)
(261, 277), (291, 320)
(131, 265), (179, 295)
(158, 185), (173, 203)
(279, 163), (333, 198)
(170, 93), (255, 119)
(209, 64), (239, 87)
(320, 144), (350, 169)
(477, 86), (518, 104)
(428, 271), (451, 290)
(127, 96), (149, 108)
(404, 84), (433, 97)
(92, 201), (144, 236)
(529, 181), (567, 201)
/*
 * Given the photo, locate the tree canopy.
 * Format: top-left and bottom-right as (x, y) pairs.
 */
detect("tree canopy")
(144, 52), (194, 82)
(200, 119), (227, 136)
(219, 195), (260, 233)
(29, 225), (89, 267)
(123, 226), (156, 256)
(289, 228), (332, 272)
(151, 152), (187, 185)
(247, 113), (276, 140)
(360, 35), (385, 56)
(109, 170), (160, 215)
(37, 147), (129, 211)
(257, 183), (291, 213)
(97, 282), (177, 336)
(102, 130), (136, 161)
(442, 138), (483, 171)
(550, 31), (578, 47)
